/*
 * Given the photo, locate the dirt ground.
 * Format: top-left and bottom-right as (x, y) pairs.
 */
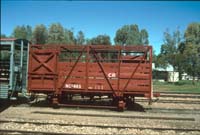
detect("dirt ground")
(0, 95), (200, 135)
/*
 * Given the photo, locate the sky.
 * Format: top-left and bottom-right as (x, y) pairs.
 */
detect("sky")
(1, 1), (200, 54)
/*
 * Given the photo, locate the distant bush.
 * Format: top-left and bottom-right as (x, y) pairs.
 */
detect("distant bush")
(0, 51), (10, 61)
(177, 80), (200, 86)
(154, 80), (200, 86)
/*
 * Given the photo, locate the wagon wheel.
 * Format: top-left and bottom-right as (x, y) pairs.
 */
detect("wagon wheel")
(29, 93), (36, 102)
(125, 96), (135, 109)
(52, 94), (60, 109)
(118, 100), (125, 112)
(148, 99), (153, 105)
(46, 94), (53, 103)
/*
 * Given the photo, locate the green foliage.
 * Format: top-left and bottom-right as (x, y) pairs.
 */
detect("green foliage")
(140, 29), (149, 45)
(183, 23), (200, 82)
(153, 80), (200, 86)
(12, 25), (32, 41)
(1, 34), (7, 38)
(76, 31), (85, 45)
(114, 24), (149, 45)
(90, 34), (111, 45)
(85, 38), (91, 45)
(152, 50), (162, 67)
(174, 80), (199, 86)
(12, 25), (27, 39)
(184, 23), (200, 45)
(176, 43), (186, 80)
(114, 25), (128, 45)
(156, 23), (200, 83)
(47, 23), (65, 44)
(126, 25), (141, 45)
(26, 25), (32, 41)
(64, 29), (76, 45)
(154, 54), (168, 69)
(158, 28), (183, 71)
(0, 51), (10, 61)
(33, 24), (48, 44)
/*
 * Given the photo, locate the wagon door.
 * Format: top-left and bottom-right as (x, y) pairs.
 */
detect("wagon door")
(28, 48), (58, 93)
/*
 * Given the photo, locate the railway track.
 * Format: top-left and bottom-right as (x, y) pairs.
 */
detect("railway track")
(156, 91), (200, 95)
(146, 108), (200, 114)
(0, 129), (70, 135)
(31, 111), (195, 121)
(136, 99), (200, 104)
(1, 92), (199, 135)
(0, 119), (199, 133)
(160, 94), (200, 98)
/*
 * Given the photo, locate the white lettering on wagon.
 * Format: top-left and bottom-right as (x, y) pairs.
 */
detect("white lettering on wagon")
(65, 84), (81, 89)
(94, 85), (104, 90)
(108, 73), (116, 78)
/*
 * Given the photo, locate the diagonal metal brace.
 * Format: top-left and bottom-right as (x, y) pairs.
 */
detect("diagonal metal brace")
(122, 49), (148, 93)
(60, 47), (86, 90)
(90, 46), (117, 97)
(32, 53), (54, 73)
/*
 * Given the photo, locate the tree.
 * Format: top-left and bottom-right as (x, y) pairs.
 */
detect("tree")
(114, 25), (129, 45)
(85, 38), (91, 45)
(12, 25), (32, 41)
(26, 25), (32, 41)
(140, 29), (149, 45)
(76, 31), (85, 45)
(183, 23), (200, 83)
(152, 50), (165, 68)
(90, 34), (111, 45)
(64, 29), (76, 45)
(155, 54), (168, 69)
(47, 23), (65, 44)
(176, 42), (186, 80)
(1, 34), (7, 38)
(33, 24), (48, 44)
(114, 24), (149, 45)
(126, 24), (141, 45)
(158, 28), (183, 82)
(12, 25), (28, 39)
(88, 35), (112, 60)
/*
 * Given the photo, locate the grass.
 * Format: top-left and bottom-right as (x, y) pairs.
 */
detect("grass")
(153, 80), (200, 93)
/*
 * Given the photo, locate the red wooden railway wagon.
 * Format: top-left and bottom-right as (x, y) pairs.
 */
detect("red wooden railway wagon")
(28, 45), (153, 111)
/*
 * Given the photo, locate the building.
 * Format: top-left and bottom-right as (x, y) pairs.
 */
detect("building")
(152, 63), (179, 82)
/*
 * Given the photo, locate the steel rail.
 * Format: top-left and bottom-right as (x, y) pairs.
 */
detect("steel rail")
(0, 120), (199, 132)
(156, 91), (200, 95)
(160, 94), (200, 98)
(31, 111), (195, 121)
(145, 108), (200, 114)
(0, 129), (72, 135)
(136, 99), (200, 104)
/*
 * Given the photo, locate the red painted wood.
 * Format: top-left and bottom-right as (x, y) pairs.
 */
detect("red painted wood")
(28, 45), (152, 99)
